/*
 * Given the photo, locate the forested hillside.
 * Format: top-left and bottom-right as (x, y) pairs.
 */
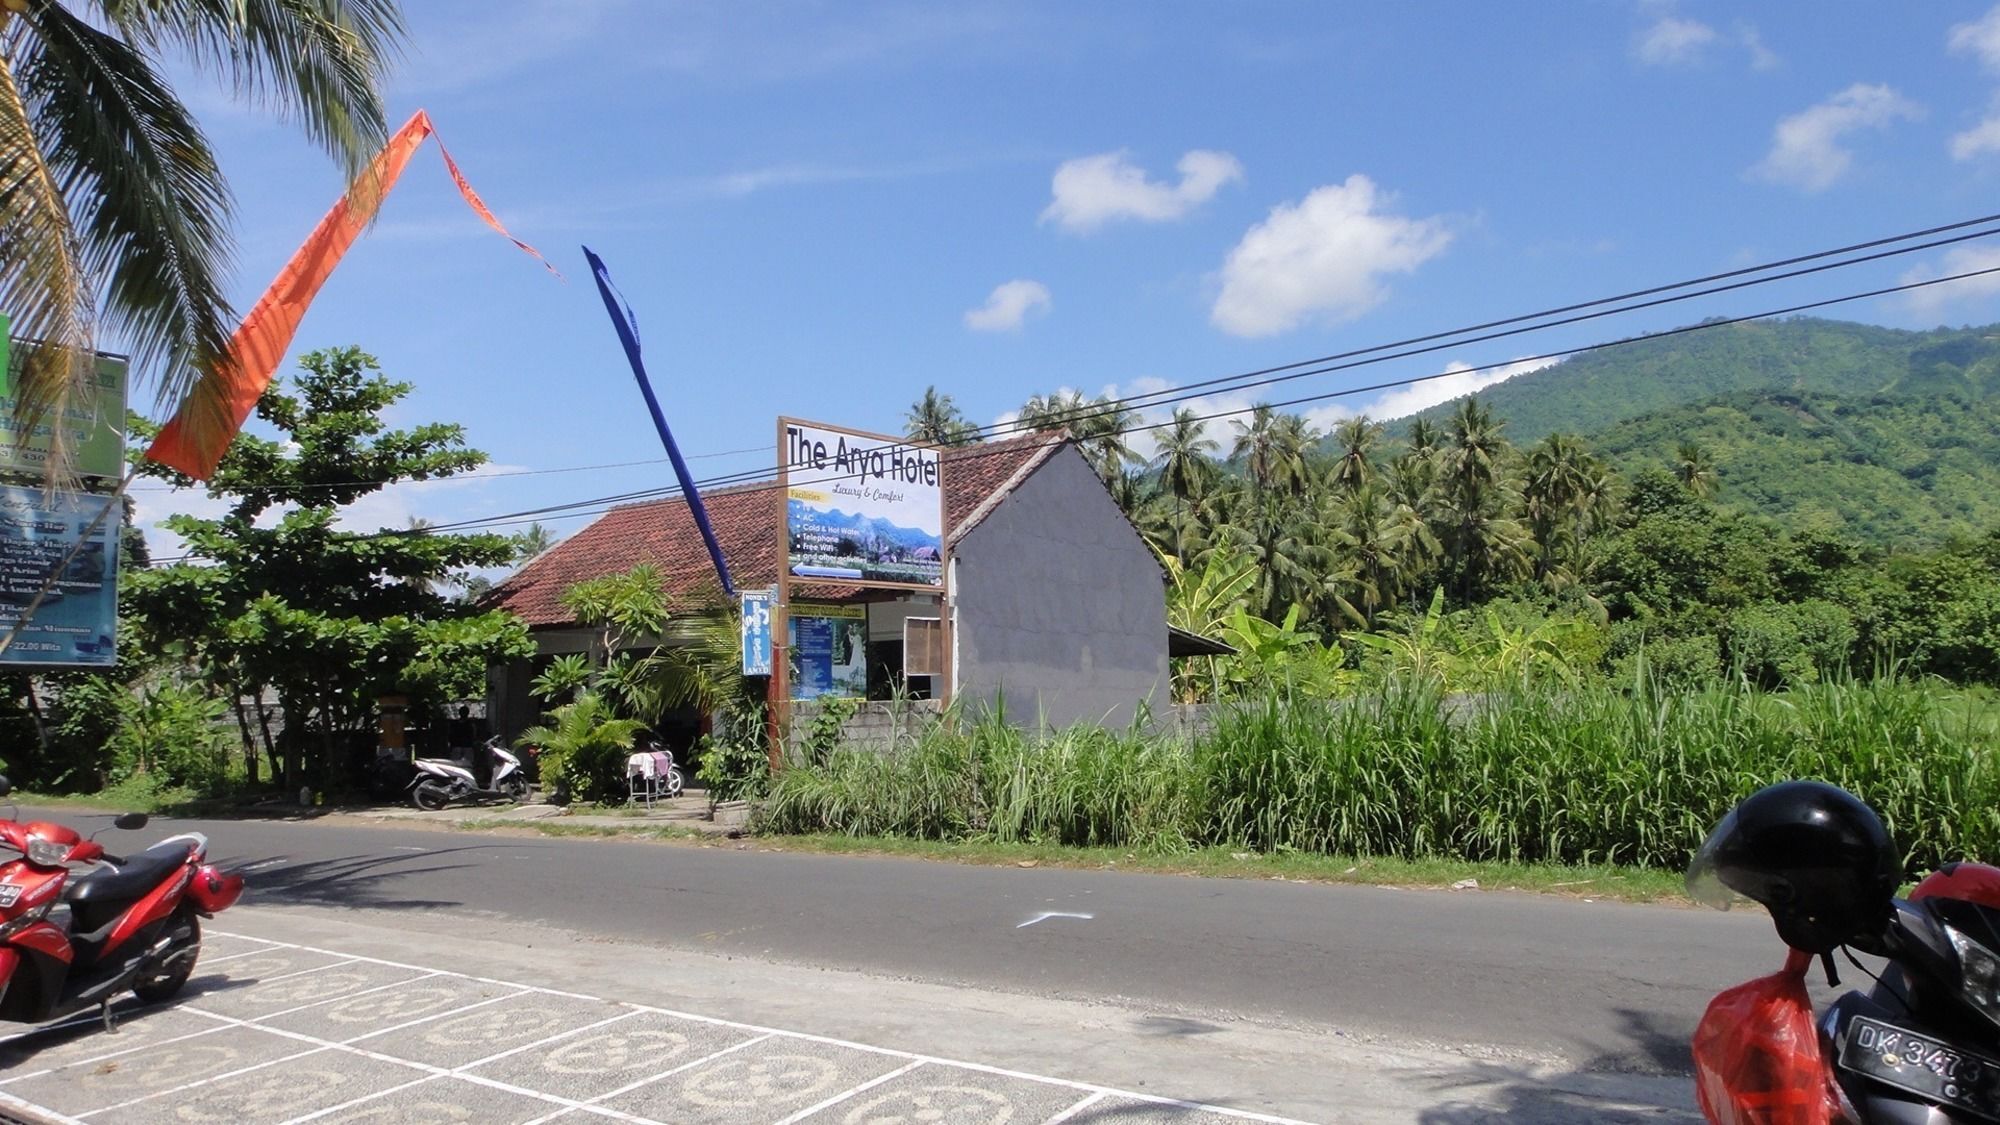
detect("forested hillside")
(1393, 316), (2000, 444)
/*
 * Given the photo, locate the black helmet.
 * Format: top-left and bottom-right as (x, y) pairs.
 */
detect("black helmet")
(1687, 780), (1900, 954)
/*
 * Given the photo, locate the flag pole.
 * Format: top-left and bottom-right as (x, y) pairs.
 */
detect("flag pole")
(581, 247), (734, 596)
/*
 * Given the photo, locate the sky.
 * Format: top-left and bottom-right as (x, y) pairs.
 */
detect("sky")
(121, 1), (2000, 560)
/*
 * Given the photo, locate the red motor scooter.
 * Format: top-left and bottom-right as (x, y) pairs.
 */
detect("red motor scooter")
(0, 774), (243, 1032)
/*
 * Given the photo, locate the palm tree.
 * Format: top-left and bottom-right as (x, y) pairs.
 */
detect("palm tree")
(1440, 398), (1524, 602)
(513, 521), (555, 563)
(1017, 390), (1087, 432)
(1154, 408), (1218, 506)
(903, 385), (976, 446)
(1072, 395), (1141, 484)
(1268, 412), (1318, 498)
(1675, 440), (1719, 499)
(1329, 415), (1383, 494)
(1406, 417), (1443, 459)
(1522, 434), (1591, 584)
(2, 1), (406, 469)
(1230, 404), (1281, 495)
(1323, 483), (1413, 629)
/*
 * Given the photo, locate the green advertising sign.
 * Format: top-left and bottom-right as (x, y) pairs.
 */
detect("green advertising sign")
(0, 342), (128, 479)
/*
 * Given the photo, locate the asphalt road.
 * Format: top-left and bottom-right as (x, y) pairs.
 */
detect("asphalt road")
(20, 806), (1787, 1077)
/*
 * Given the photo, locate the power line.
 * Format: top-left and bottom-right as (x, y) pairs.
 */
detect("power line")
(408, 212), (2000, 526)
(137, 216), (2000, 558)
(125, 445), (768, 493)
(387, 256), (2000, 541)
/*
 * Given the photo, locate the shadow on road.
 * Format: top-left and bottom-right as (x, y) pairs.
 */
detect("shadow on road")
(1413, 1008), (1699, 1123)
(219, 847), (527, 912)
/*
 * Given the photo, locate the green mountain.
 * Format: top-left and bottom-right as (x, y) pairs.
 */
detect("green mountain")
(1392, 316), (2000, 443)
(1380, 316), (2000, 544)
(1588, 389), (2000, 544)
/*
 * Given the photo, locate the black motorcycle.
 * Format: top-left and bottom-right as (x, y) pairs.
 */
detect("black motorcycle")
(1690, 780), (2000, 1123)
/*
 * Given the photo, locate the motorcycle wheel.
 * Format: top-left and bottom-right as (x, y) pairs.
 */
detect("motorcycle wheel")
(411, 780), (452, 810)
(663, 766), (685, 799)
(133, 916), (199, 1004)
(503, 776), (529, 801)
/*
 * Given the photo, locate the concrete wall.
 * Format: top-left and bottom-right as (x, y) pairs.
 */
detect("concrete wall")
(785, 699), (943, 755)
(951, 446), (1168, 728)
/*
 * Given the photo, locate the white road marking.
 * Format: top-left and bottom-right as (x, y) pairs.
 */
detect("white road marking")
(1016, 911), (1094, 928)
(237, 859), (288, 872)
(772, 1059), (927, 1125)
(1044, 1090), (1109, 1123)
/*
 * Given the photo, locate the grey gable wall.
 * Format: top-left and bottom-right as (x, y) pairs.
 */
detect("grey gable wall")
(951, 445), (1167, 728)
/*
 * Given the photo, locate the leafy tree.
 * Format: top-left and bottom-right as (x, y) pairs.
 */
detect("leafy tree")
(903, 386), (977, 446)
(1, 0), (404, 471)
(124, 346), (531, 790)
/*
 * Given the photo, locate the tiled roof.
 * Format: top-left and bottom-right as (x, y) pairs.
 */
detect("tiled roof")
(489, 431), (1068, 628)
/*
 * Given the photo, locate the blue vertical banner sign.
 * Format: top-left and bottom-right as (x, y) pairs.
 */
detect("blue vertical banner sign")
(740, 589), (774, 676)
(581, 246), (735, 596)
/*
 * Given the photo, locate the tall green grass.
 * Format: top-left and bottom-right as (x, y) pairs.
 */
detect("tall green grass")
(760, 677), (2000, 872)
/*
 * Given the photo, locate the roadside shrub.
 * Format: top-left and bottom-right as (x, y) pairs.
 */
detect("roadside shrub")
(107, 681), (232, 793)
(517, 694), (643, 805)
(759, 675), (1999, 876)
(696, 697), (770, 803)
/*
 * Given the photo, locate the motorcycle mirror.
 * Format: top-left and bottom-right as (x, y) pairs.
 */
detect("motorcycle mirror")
(113, 812), (149, 831)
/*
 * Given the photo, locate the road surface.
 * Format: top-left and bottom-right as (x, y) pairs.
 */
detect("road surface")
(14, 805), (1782, 1078)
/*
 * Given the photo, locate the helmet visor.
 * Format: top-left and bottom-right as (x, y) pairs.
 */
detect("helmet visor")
(1686, 806), (1748, 911)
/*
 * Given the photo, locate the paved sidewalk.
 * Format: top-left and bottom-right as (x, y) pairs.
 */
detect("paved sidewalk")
(327, 796), (752, 836)
(0, 904), (1697, 1124)
(0, 929), (1312, 1124)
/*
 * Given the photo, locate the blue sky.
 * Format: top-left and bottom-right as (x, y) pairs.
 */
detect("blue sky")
(129, 2), (2000, 556)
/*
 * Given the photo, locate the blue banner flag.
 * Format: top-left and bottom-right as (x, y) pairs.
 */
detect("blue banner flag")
(582, 247), (734, 596)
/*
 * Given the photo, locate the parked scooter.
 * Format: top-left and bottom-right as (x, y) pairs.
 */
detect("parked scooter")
(1689, 779), (2000, 1123)
(409, 736), (529, 809)
(0, 775), (244, 1032)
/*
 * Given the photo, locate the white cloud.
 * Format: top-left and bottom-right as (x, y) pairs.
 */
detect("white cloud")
(1739, 25), (1781, 71)
(1635, 17), (1718, 65)
(1952, 5), (2000, 73)
(1751, 83), (1921, 193)
(1898, 244), (2000, 319)
(1953, 114), (2000, 161)
(1040, 150), (1244, 233)
(1210, 174), (1452, 338)
(964, 280), (1052, 332)
(1360, 357), (1561, 421)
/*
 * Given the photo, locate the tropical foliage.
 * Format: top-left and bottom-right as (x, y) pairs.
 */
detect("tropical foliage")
(764, 675), (2000, 875)
(0, 0), (405, 471)
(120, 347), (532, 791)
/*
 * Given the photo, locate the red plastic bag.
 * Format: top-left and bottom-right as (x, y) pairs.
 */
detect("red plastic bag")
(1692, 950), (1843, 1124)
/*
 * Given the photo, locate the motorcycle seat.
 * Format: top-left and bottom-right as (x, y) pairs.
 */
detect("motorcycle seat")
(65, 841), (193, 931)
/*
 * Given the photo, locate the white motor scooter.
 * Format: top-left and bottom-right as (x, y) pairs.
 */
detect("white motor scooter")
(409, 736), (529, 810)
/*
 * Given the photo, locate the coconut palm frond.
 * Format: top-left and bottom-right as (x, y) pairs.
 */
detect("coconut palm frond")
(20, 2), (236, 433)
(0, 22), (93, 478)
(101, 0), (405, 178)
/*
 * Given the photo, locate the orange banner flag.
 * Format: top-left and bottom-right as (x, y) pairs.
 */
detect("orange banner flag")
(145, 110), (559, 480)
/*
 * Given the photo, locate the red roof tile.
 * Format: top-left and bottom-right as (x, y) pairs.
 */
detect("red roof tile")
(490, 432), (1067, 628)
